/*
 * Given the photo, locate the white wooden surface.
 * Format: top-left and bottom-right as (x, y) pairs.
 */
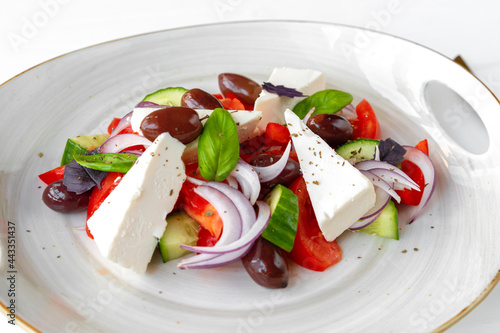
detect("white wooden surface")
(1, 0), (499, 331)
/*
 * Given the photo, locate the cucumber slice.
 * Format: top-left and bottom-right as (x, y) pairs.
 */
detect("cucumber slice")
(159, 211), (200, 263)
(358, 200), (399, 240)
(60, 134), (109, 165)
(142, 87), (188, 106)
(336, 138), (379, 163)
(262, 185), (299, 252)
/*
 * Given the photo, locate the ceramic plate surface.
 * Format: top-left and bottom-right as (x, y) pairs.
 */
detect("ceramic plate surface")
(1, 21), (499, 333)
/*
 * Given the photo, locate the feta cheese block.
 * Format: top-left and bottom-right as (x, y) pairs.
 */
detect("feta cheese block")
(87, 132), (186, 273)
(131, 106), (262, 165)
(130, 106), (164, 133)
(284, 109), (376, 241)
(254, 68), (325, 132)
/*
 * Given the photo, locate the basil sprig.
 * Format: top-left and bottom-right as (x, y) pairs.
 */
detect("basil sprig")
(292, 89), (353, 119)
(197, 108), (239, 182)
(74, 153), (138, 173)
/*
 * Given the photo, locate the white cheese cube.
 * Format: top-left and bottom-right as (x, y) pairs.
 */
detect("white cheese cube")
(254, 68), (325, 132)
(284, 109), (376, 241)
(87, 132), (186, 273)
(130, 106), (164, 133)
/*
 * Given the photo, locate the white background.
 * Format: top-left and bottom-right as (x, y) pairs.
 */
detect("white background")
(1, 0), (499, 332)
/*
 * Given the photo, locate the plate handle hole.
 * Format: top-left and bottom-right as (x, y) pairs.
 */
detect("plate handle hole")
(424, 80), (490, 154)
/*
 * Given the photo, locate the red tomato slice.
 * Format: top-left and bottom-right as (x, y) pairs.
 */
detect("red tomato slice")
(38, 165), (65, 185)
(394, 139), (428, 206)
(350, 99), (381, 140)
(225, 92), (254, 111)
(184, 162), (207, 181)
(196, 226), (219, 247)
(215, 92), (253, 111)
(264, 122), (290, 144)
(107, 117), (134, 135)
(286, 176), (342, 271)
(178, 181), (223, 239)
(239, 131), (289, 163)
(85, 172), (125, 238)
(415, 139), (429, 155)
(395, 160), (425, 206)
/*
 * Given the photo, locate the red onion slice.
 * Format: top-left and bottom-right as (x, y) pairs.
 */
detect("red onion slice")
(355, 160), (419, 190)
(107, 111), (133, 139)
(359, 187), (391, 220)
(226, 174), (239, 189)
(135, 101), (162, 108)
(193, 185), (243, 244)
(337, 103), (356, 120)
(203, 182), (256, 233)
(302, 107), (315, 124)
(252, 141), (292, 183)
(360, 170), (401, 203)
(230, 160), (260, 205)
(177, 184), (245, 269)
(396, 146), (437, 224)
(366, 168), (420, 191)
(179, 201), (271, 269)
(178, 246), (251, 269)
(181, 201), (270, 255)
(99, 133), (152, 153)
(349, 210), (384, 231)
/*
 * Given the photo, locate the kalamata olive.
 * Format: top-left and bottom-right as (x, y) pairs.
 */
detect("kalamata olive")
(218, 73), (262, 104)
(242, 237), (289, 289)
(250, 154), (300, 188)
(181, 88), (223, 110)
(140, 107), (202, 144)
(42, 180), (91, 213)
(306, 113), (353, 147)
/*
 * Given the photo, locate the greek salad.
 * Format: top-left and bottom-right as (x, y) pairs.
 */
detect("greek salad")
(39, 68), (436, 289)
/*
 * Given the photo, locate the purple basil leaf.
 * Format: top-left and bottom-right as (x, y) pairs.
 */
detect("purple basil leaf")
(63, 160), (99, 194)
(62, 149), (107, 194)
(262, 82), (307, 98)
(379, 138), (406, 166)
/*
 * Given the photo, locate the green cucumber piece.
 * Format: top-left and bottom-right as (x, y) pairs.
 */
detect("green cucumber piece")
(358, 200), (399, 240)
(262, 185), (299, 252)
(60, 134), (109, 166)
(142, 87), (188, 106)
(336, 138), (379, 163)
(159, 211), (200, 263)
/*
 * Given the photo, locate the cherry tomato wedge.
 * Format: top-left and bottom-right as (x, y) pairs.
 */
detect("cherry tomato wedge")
(38, 165), (65, 185)
(286, 176), (342, 271)
(395, 160), (425, 206)
(196, 226), (219, 247)
(85, 172), (124, 238)
(213, 93), (246, 111)
(107, 117), (134, 135)
(415, 139), (429, 155)
(350, 99), (381, 140)
(240, 128), (290, 163)
(225, 92), (254, 111)
(178, 181), (223, 239)
(264, 122), (290, 144)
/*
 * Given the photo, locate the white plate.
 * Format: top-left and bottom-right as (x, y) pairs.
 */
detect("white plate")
(1, 21), (499, 333)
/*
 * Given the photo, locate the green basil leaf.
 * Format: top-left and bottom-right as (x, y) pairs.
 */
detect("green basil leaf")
(197, 108), (239, 181)
(74, 153), (138, 173)
(292, 89), (353, 119)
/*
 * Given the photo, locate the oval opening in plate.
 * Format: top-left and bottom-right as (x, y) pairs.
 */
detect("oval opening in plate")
(424, 80), (490, 154)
